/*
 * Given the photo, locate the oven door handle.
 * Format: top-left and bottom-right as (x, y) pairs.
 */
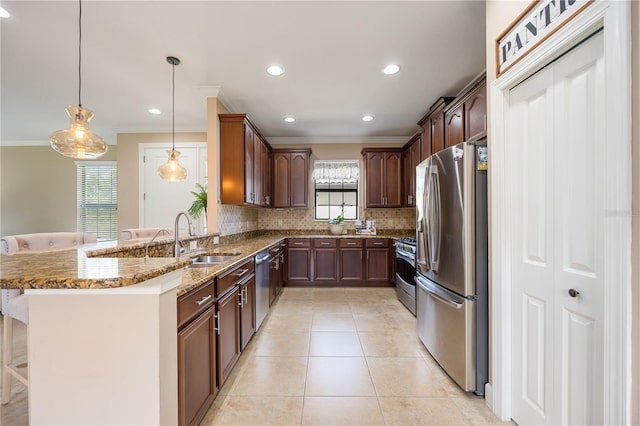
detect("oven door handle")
(395, 250), (415, 265)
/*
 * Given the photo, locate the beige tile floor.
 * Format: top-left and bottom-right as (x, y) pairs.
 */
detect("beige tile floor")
(0, 287), (511, 425)
(202, 287), (511, 426)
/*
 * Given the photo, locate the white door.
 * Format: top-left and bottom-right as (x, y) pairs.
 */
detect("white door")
(140, 144), (207, 235)
(509, 31), (604, 425)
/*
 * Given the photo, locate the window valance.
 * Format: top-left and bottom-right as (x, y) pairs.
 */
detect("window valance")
(313, 160), (359, 184)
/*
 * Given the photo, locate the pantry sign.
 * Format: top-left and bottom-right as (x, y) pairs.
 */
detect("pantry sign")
(496, 0), (594, 76)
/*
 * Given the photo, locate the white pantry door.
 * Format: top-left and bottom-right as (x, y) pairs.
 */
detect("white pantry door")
(509, 31), (604, 425)
(140, 144), (207, 234)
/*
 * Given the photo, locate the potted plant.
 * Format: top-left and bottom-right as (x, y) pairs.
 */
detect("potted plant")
(328, 214), (345, 235)
(188, 183), (207, 220)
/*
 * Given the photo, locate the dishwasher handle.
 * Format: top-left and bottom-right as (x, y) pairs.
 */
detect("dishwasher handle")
(255, 253), (270, 265)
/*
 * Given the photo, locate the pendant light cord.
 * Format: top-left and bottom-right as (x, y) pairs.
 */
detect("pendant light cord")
(172, 60), (175, 150)
(78, 0), (82, 107)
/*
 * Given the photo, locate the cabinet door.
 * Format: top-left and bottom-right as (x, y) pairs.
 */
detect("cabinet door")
(420, 122), (431, 163)
(403, 148), (412, 207)
(445, 104), (465, 149)
(313, 248), (338, 281)
(365, 248), (390, 282)
(252, 134), (262, 206)
(384, 152), (403, 207)
(286, 248), (311, 282)
(264, 147), (271, 207)
(239, 277), (255, 350)
(431, 113), (446, 154)
(464, 80), (487, 141)
(272, 152), (290, 208)
(364, 152), (385, 207)
(178, 306), (217, 426)
(244, 124), (254, 204)
(268, 256), (278, 306)
(338, 248), (364, 281)
(290, 151), (309, 207)
(216, 287), (240, 387)
(408, 138), (420, 206)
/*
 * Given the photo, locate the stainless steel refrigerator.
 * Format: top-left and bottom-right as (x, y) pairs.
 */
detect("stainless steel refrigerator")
(415, 140), (488, 395)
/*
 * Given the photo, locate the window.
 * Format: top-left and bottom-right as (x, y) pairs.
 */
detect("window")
(313, 160), (359, 221)
(76, 162), (118, 240)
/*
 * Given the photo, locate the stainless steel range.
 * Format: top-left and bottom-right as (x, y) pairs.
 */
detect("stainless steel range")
(395, 237), (417, 315)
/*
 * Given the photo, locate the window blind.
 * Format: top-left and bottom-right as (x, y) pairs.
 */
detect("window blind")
(76, 162), (118, 240)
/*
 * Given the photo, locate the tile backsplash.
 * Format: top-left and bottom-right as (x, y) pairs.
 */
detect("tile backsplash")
(258, 206), (416, 232)
(217, 204), (259, 235)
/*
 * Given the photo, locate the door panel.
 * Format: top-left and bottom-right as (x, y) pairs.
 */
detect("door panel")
(510, 62), (556, 426)
(141, 145), (206, 235)
(510, 32), (604, 426)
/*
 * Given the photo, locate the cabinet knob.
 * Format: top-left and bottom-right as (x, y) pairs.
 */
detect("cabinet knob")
(568, 289), (580, 298)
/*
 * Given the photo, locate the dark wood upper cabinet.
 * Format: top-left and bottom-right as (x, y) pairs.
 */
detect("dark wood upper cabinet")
(271, 149), (311, 208)
(402, 134), (421, 207)
(431, 113), (446, 155)
(464, 79), (487, 141)
(444, 103), (465, 149)
(219, 114), (270, 206)
(361, 148), (403, 208)
(418, 97), (454, 160)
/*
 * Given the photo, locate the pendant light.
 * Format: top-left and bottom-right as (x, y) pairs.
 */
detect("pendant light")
(50, 0), (107, 159)
(157, 56), (187, 181)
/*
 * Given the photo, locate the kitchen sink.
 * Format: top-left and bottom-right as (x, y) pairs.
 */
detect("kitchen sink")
(187, 253), (240, 268)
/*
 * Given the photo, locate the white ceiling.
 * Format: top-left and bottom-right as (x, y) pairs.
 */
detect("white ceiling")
(1, 1), (486, 146)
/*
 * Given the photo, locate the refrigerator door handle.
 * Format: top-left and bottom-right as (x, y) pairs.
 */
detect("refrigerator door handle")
(416, 275), (464, 310)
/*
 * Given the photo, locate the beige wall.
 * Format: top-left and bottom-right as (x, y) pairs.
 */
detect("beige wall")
(0, 145), (117, 236)
(486, 1), (639, 422)
(632, 2), (639, 424)
(116, 132), (207, 233)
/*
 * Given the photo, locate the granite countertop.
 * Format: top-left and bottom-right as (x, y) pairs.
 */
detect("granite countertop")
(0, 231), (413, 295)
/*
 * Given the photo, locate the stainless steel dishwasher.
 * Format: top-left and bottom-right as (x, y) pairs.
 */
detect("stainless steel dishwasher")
(254, 251), (270, 330)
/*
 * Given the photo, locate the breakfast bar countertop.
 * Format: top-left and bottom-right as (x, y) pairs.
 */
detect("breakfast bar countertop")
(0, 231), (414, 295)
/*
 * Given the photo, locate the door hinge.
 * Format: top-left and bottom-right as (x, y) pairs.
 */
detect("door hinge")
(143, 193), (146, 201)
(143, 155), (146, 163)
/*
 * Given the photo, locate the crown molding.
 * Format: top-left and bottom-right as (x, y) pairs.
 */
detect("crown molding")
(266, 136), (411, 145)
(198, 85), (222, 98)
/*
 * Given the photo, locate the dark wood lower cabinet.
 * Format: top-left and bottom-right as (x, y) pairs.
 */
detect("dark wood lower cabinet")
(365, 248), (390, 281)
(178, 306), (217, 426)
(216, 287), (240, 388)
(286, 247), (311, 282)
(338, 248), (364, 281)
(313, 248), (338, 281)
(239, 277), (255, 350)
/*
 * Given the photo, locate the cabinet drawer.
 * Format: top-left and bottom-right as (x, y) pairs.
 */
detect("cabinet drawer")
(287, 238), (311, 248)
(365, 238), (389, 248)
(178, 280), (214, 329)
(313, 239), (337, 248)
(217, 259), (255, 297)
(339, 239), (363, 248)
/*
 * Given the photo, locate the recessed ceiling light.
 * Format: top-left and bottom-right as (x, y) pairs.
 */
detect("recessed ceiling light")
(0, 7), (10, 18)
(362, 115), (374, 122)
(267, 65), (284, 76)
(284, 116), (295, 123)
(148, 108), (162, 115)
(383, 64), (400, 75)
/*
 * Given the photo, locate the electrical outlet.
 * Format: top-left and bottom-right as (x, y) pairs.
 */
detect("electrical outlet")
(213, 236), (220, 245)
(189, 241), (197, 250)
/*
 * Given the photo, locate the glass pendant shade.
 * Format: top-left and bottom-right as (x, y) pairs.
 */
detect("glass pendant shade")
(157, 149), (187, 181)
(50, 105), (107, 159)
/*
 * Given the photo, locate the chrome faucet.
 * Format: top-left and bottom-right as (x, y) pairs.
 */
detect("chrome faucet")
(174, 211), (194, 258)
(144, 228), (170, 258)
